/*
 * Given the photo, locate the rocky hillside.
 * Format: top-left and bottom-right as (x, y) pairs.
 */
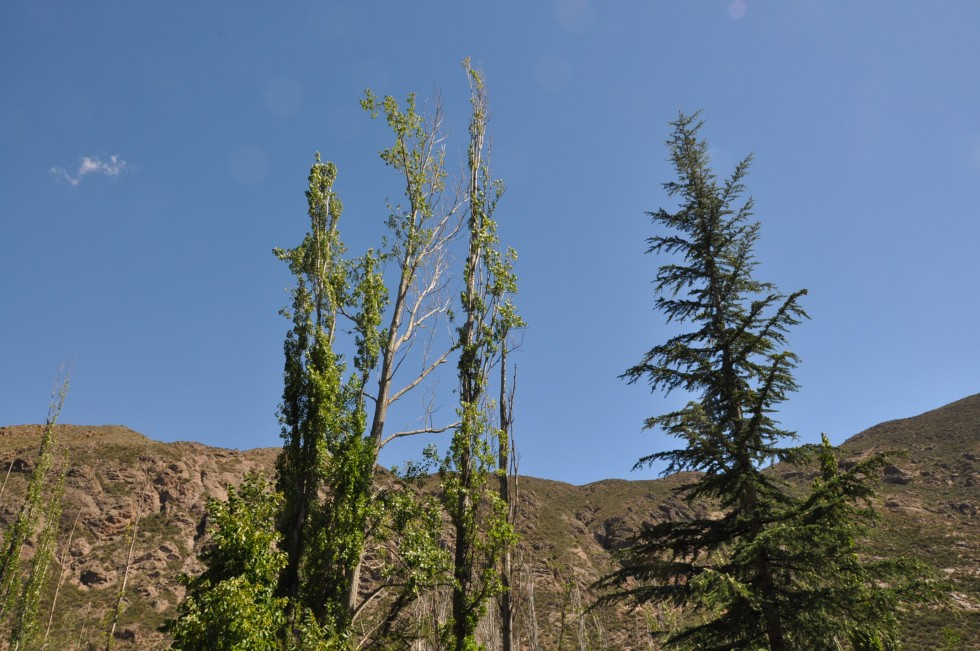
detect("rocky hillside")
(1, 395), (977, 649)
(838, 395), (980, 649)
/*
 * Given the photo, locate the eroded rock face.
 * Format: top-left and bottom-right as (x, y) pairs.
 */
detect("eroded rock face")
(0, 424), (279, 651)
(596, 514), (632, 549)
(950, 501), (977, 516)
(79, 567), (117, 587)
(883, 464), (914, 485)
(113, 627), (138, 643)
(1, 395), (979, 651)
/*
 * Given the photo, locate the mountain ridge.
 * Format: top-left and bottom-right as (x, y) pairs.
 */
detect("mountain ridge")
(1, 395), (977, 649)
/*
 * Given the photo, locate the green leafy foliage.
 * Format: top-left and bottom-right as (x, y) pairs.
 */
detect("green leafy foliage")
(0, 375), (69, 650)
(169, 474), (287, 651)
(272, 79), (467, 647)
(174, 70), (522, 650)
(274, 157), (378, 642)
(440, 61), (523, 651)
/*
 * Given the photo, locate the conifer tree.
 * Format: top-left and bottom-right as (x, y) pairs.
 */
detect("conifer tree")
(766, 436), (939, 650)
(599, 112), (939, 650)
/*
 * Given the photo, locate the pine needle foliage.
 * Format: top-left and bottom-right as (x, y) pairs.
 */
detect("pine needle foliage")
(599, 113), (941, 650)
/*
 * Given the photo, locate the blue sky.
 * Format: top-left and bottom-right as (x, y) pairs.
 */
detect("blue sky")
(2, 1), (978, 485)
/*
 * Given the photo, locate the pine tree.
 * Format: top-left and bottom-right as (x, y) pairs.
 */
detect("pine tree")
(598, 112), (940, 650)
(764, 436), (940, 650)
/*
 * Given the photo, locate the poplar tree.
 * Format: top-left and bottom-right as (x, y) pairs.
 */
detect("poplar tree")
(599, 112), (938, 650)
(0, 375), (69, 650)
(274, 156), (381, 642)
(441, 61), (522, 651)
(273, 86), (468, 646)
(169, 475), (287, 651)
(175, 73), (517, 649)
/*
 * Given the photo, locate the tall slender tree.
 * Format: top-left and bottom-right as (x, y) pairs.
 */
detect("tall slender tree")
(0, 374), (69, 650)
(496, 339), (517, 651)
(274, 156), (382, 642)
(175, 73), (518, 650)
(599, 112), (939, 650)
(347, 88), (465, 623)
(441, 61), (522, 651)
(272, 83), (474, 647)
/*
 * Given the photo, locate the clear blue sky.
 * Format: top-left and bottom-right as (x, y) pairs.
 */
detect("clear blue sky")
(3, 1), (978, 485)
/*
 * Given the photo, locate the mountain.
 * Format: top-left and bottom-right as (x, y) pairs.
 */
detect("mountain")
(0, 396), (977, 649)
(838, 395), (980, 649)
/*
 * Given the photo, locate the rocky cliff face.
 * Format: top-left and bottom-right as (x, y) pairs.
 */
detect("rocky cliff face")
(1, 396), (978, 649)
(0, 425), (277, 649)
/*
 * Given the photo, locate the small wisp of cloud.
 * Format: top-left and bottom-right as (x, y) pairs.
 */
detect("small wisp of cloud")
(50, 154), (130, 186)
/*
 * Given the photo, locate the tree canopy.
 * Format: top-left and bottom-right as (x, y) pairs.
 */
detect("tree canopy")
(599, 112), (942, 651)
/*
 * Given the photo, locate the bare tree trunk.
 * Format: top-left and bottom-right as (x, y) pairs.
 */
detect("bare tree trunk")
(571, 581), (587, 651)
(590, 609), (607, 651)
(105, 464), (149, 651)
(498, 349), (516, 651)
(0, 454), (13, 504)
(43, 509), (81, 649)
(557, 579), (572, 651)
(450, 451), (474, 651)
(345, 95), (462, 624)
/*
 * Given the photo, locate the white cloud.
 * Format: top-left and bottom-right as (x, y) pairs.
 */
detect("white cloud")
(50, 154), (129, 186)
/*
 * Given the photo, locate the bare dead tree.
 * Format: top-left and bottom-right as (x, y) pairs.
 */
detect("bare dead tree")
(571, 580), (587, 651)
(521, 548), (540, 651)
